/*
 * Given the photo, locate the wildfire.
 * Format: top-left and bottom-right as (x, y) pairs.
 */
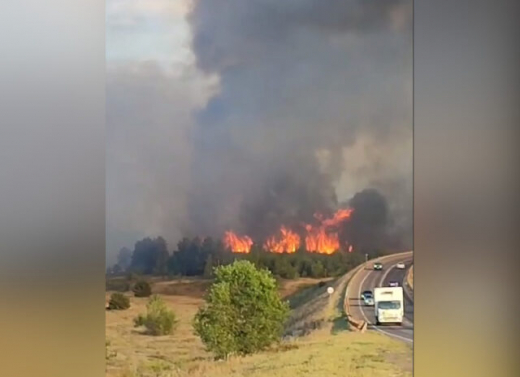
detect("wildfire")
(223, 208), (353, 255)
(263, 226), (301, 253)
(316, 208), (353, 227)
(304, 224), (340, 254)
(223, 231), (253, 253)
(305, 208), (353, 254)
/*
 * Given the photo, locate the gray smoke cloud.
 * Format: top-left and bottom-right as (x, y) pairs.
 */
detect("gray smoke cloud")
(183, 0), (413, 249)
(106, 0), (413, 261)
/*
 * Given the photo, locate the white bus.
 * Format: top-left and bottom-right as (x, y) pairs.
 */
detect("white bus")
(374, 287), (404, 325)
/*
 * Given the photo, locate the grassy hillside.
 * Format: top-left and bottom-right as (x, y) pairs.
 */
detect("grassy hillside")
(106, 277), (412, 377)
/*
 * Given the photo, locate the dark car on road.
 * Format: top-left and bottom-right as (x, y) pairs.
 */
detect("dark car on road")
(373, 262), (383, 271)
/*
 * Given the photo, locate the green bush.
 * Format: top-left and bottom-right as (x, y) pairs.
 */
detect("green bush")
(132, 280), (152, 297)
(107, 292), (130, 310)
(134, 295), (178, 335)
(193, 260), (290, 359)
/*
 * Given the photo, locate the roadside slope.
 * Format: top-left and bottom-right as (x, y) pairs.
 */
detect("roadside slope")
(284, 264), (362, 337)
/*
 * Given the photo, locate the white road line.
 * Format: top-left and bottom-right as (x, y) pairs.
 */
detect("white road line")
(380, 261), (414, 328)
(355, 259), (413, 343)
(378, 262), (396, 287)
(379, 261), (414, 328)
(372, 327), (414, 343)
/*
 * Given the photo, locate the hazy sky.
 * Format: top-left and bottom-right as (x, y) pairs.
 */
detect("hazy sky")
(106, 0), (412, 262)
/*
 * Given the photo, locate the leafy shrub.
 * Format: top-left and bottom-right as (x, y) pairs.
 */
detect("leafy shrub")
(134, 295), (178, 335)
(132, 280), (152, 297)
(107, 292), (130, 310)
(193, 260), (290, 359)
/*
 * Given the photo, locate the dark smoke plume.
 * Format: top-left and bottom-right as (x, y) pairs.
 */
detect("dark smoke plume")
(340, 189), (389, 253)
(180, 0), (412, 248)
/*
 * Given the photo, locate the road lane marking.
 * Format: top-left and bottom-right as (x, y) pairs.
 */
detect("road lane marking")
(354, 259), (414, 343)
(379, 261), (414, 327)
(378, 260), (400, 287)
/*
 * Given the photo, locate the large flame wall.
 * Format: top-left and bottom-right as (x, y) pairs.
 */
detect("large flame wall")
(223, 208), (354, 254)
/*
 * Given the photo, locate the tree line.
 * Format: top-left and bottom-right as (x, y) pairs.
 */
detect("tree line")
(107, 236), (383, 279)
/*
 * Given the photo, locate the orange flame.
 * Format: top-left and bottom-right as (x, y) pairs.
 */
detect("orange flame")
(223, 231), (253, 253)
(314, 208), (353, 227)
(223, 208), (353, 254)
(304, 225), (340, 254)
(305, 208), (353, 254)
(263, 226), (301, 253)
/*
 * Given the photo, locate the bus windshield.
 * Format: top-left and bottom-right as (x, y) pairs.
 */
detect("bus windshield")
(377, 301), (401, 310)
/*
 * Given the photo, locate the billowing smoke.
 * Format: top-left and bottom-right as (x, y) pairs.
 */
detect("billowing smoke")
(182, 0), (412, 249)
(340, 189), (389, 253)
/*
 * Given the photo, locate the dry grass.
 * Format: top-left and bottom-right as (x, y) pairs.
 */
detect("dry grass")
(152, 278), (211, 298)
(407, 266), (413, 290)
(106, 276), (412, 377)
(107, 276), (331, 300)
(105, 293), (206, 377)
(277, 277), (334, 299)
(107, 328), (411, 377)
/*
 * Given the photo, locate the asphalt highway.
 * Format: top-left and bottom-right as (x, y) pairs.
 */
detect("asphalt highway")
(346, 251), (414, 343)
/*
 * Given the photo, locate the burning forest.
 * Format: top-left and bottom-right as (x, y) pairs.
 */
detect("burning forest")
(223, 208), (355, 254)
(109, 189), (403, 281)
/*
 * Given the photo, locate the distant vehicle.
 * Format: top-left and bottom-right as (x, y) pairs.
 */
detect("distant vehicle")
(396, 262), (406, 269)
(374, 287), (404, 325)
(361, 290), (374, 306)
(389, 281), (400, 287)
(373, 262), (383, 271)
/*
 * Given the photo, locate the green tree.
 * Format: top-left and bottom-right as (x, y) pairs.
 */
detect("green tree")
(154, 237), (170, 278)
(130, 237), (169, 275)
(134, 295), (178, 335)
(309, 260), (325, 278)
(203, 254), (214, 278)
(169, 237), (206, 276)
(193, 260), (289, 359)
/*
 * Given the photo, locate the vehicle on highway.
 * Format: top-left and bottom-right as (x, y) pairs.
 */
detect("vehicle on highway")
(396, 262), (406, 269)
(374, 287), (404, 325)
(361, 290), (375, 306)
(373, 262), (383, 271)
(363, 293), (374, 306)
(388, 281), (400, 287)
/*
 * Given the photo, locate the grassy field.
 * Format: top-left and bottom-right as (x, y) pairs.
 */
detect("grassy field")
(106, 277), (412, 377)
